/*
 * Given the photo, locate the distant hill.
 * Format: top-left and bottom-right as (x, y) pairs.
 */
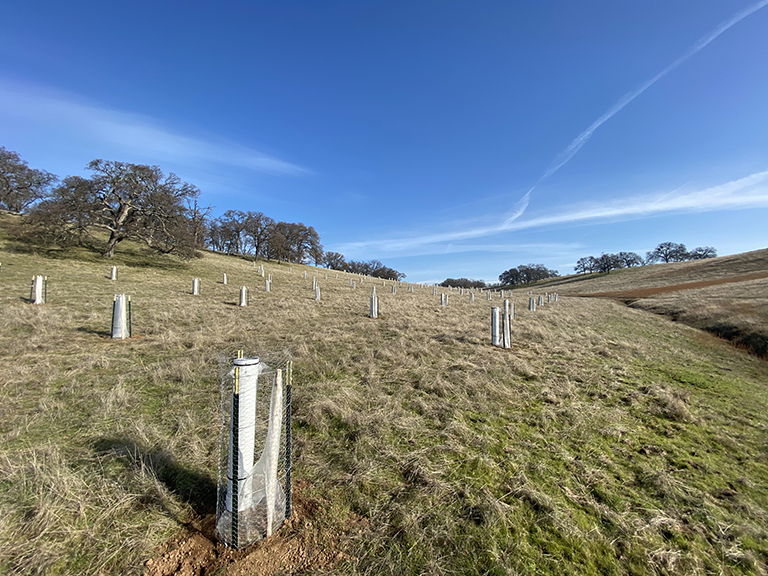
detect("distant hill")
(545, 248), (768, 295)
(545, 248), (768, 358)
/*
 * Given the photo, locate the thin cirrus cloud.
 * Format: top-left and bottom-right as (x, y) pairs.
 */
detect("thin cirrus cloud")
(336, 170), (768, 257)
(535, 0), (768, 189)
(501, 0), (768, 228)
(351, 0), (768, 261)
(0, 82), (310, 177)
(390, 242), (584, 259)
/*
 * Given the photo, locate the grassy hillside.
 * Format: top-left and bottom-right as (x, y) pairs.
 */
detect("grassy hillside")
(543, 248), (768, 295)
(531, 250), (768, 359)
(1, 230), (767, 575)
(627, 276), (768, 359)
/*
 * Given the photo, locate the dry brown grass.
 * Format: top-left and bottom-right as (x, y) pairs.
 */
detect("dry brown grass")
(532, 248), (768, 358)
(629, 276), (768, 358)
(1, 229), (768, 575)
(547, 247), (768, 295)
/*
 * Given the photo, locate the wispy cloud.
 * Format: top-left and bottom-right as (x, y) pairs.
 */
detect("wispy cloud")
(391, 242), (584, 259)
(491, 0), (768, 229)
(369, 0), (768, 259)
(0, 82), (309, 176)
(336, 191), (535, 254)
(510, 170), (768, 229)
(535, 0), (768, 188)
(337, 170), (768, 257)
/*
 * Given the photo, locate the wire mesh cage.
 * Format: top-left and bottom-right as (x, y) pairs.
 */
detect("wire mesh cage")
(216, 348), (292, 549)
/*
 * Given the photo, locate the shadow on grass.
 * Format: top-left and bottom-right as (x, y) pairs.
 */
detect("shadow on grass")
(2, 238), (190, 271)
(92, 437), (217, 516)
(76, 326), (112, 338)
(496, 272), (613, 292)
(628, 301), (768, 360)
(532, 271), (613, 289)
(708, 322), (768, 359)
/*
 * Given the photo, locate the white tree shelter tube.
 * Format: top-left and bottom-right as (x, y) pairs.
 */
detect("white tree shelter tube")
(227, 357), (261, 515)
(264, 369), (283, 536)
(32, 275), (45, 304)
(111, 294), (130, 339)
(491, 307), (500, 347)
(242, 366), (286, 538)
(502, 299), (512, 349)
(219, 356), (287, 546)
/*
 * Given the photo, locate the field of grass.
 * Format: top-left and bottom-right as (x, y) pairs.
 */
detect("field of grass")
(1, 226), (767, 575)
(542, 248), (768, 295)
(627, 276), (768, 359)
(530, 249), (768, 359)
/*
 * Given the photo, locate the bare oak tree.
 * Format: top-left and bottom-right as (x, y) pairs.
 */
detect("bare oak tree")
(243, 211), (275, 260)
(688, 246), (717, 260)
(646, 242), (688, 264)
(0, 147), (57, 213)
(31, 160), (200, 258)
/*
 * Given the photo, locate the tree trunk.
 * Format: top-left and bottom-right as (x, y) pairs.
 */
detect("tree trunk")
(102, 232), (120, 257)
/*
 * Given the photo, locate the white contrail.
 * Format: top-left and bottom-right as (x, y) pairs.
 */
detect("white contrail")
(531, 0), (768, 192)
(335, 169), (768, 257)
(502, 190), (531, 226)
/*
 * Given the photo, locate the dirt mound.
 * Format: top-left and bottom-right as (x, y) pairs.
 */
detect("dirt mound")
(144, 482), (359, 576)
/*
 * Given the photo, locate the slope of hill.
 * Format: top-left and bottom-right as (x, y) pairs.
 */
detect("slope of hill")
(534, 249), (768, 358)
(543, 248), (768, 295)
(629, 276), (768, 356)
(1, 232), (767, 575)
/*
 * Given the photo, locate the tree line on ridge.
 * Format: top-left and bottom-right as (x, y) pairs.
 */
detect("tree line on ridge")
(575, 243), (717, 274)
(0, 147), (406, 279)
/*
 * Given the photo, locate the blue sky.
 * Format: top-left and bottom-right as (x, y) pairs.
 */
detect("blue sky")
(2, 1), (767, 284)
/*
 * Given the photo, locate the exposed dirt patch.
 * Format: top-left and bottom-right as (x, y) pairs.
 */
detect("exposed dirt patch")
(571, 271), (768, 299)
(143, 482), (360, 576)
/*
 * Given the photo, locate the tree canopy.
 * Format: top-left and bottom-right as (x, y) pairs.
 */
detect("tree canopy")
(439, 278), (486, 289)
(346, 259), (406, 280)
(575, 243), (717, 274)
(30, 159), (202, 258)
(645, 242), (717, 264)
(0, 146), (57, 213)
(499, 264), (559, 286)
(645, 242), (689, 264)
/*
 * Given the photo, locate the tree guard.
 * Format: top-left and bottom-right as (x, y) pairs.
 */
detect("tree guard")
(111, 294), (131, 339)
(491, 307), (501, 347)
(30, 275), (47, 305)
(217, 352), (292, 548)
